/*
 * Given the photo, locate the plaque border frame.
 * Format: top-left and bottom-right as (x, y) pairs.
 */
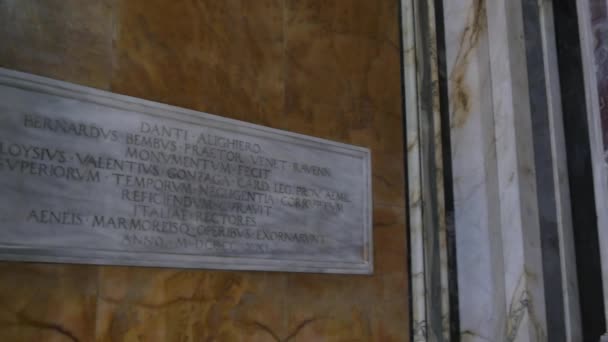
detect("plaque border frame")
(0, 67), (373, 275)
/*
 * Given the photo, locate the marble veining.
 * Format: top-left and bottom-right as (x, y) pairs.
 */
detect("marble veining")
(505, 276), (529, 342)
(402, 0), (428, 340)
(441, 0), (585, 340)
(444, 0), (508, 340)
(403, 0), (453, 340)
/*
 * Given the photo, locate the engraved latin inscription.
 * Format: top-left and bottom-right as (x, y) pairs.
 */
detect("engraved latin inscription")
(7, 114), (343, 252)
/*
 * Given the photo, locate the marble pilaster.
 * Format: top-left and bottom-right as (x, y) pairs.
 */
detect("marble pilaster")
(407, 0), (588, 339)
(486, 0), (549, 331)
(401, 0), (427, 339)
(442, 0), (506, 340)
(402, 0), (452, 340)
(442, 0), (581, 340)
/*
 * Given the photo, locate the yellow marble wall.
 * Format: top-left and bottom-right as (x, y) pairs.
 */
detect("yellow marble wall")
(0, 1), (408, 341)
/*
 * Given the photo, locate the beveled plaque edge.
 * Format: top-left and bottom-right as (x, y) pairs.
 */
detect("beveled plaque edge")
(0, 67), (374, 275)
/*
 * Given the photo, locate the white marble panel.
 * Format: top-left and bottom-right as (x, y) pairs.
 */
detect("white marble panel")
(442, 0), (506, 340)
(0, 68), (373, 274)
(401, 0), (428, 339)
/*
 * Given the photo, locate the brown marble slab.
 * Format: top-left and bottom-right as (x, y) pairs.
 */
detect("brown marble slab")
(0, 0), (409, 340)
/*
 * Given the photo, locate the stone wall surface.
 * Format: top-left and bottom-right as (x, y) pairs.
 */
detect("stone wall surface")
(0, 1), (409, 341)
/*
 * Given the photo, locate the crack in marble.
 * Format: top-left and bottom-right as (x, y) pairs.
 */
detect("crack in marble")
(506, 295), (529, 342)
(0, 310), (80, 342)
(505, 274), (530, 342)
(412, 319), (428, 341)
(253, 317), (319, 342)
(461, 329), (492, 341)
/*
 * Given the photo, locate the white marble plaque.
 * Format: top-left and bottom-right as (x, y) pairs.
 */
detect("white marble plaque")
(0, 68), (372, 274)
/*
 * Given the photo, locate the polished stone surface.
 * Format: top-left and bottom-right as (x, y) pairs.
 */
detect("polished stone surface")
(403, 0), (445, 340)
(401, 1), (428, 340)
(0, 0), (408, 340)
(439, 0), (585, 340)
(442, 0), (507, 340)
(403, 0), (453, 340)
(578, 0), (608, 338)
(0, 68), (372, 274)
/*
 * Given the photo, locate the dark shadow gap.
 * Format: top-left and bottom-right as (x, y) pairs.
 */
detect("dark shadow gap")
(553, 0), (606, 340)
